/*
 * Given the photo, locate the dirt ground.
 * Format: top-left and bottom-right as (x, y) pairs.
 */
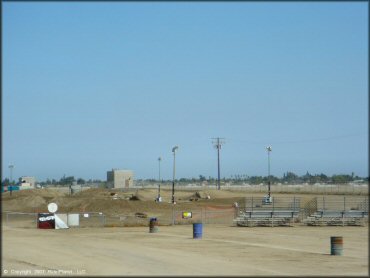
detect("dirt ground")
(2, 187), (364, 216)
(2, 224), (368, 276)
(1, 187), (368, 276)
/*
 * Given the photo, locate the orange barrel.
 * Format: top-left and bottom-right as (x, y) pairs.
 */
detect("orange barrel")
(330, 236), (343, 255)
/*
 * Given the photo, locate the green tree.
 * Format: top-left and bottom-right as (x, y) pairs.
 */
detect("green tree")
(283, 172), (298, 183)
(332, 174), (351, 184)
(59, 176), (75, 185)
(199, 175), (206, 182)
(77, 178), (85, 184)
(249, 176), (264, 185)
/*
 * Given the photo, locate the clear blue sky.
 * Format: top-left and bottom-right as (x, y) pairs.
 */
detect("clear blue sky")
(2, 2), (368, 181)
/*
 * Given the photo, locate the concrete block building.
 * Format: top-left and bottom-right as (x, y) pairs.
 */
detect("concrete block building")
(19, 176), (36, 189)
(107, 169), (134, 189)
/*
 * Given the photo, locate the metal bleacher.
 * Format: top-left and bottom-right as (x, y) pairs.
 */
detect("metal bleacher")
(303, 196), (368, 226)
(234, 197), (300, 227)
(234, 196), (368, 227)
(303, 210), (368, 226)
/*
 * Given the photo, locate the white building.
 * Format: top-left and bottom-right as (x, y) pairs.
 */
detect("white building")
(19, 176), (36, 190)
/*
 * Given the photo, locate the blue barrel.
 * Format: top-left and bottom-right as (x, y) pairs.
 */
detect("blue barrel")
(149, 217), (158, 233)
(330, 236), (343, 255)
(193, 223), (203, 239)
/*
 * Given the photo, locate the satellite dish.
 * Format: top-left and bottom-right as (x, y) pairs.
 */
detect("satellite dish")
(48, 202), (58, 213)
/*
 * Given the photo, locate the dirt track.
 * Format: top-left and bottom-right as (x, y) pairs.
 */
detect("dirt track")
(2, 224), (368, 276)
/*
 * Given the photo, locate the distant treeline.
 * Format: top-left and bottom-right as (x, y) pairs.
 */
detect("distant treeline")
(143, 172), (368, 185)
(2, 172), (368, 187)
(2, 175), (100, 186)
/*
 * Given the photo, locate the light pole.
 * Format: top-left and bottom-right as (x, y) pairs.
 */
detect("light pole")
(9, 164), (14, 185)
(172, 146), (179, 204)
(266, 146), (272, 197)
(8, 164), (14, 196)
(157, 157), (162, 201)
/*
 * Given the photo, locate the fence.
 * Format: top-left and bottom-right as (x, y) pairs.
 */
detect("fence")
(2, 206), (237, 228)
(3, 211), (106, 228)
(132, 182), (368, 195)
(316, 196), (368, 211)
(242, 196), (300, 211)
(78, 212), (105, 227)
(2, 212), (38, 228)
(172, 206), (236, 225)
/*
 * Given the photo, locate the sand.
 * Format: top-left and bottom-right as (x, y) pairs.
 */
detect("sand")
(2, 224), (368, 276)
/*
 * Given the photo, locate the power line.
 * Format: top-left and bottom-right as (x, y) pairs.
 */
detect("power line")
(212, 137), (225, 190)
(232, 133), (365, 145)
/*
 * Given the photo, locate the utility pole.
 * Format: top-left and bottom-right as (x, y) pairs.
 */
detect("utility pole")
(8, 164), (14, 196)
(212, 138), (225, 190)
(9, 164), (14, 185)
(157, 157), (162, 201)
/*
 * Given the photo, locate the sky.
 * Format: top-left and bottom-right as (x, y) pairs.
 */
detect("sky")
(2, 2), (368, 181)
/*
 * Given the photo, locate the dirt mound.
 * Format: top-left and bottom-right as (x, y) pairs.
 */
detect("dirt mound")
(4, 187), (331, 220)
(129, 190), (147, 201)
(3, 195), (47, 212)
(73, 188), (111, 198)
(24, 195), (47, 208)
(129, 195), (140, 201)
(188, 191), (211, 201)
(3, 188), (65, 199)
